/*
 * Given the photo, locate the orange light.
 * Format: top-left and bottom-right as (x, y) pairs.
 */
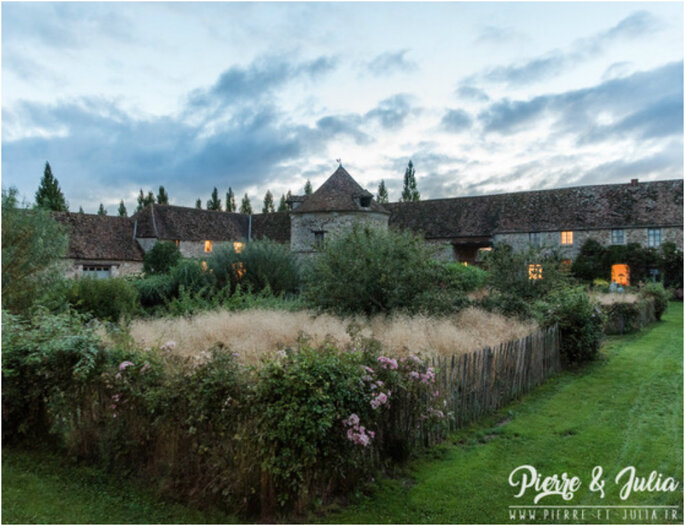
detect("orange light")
(233, 241), (244, 253)
(611, 264), (630, 286)
(528, 264), (543, 280)
(204, 240), (213, 253)
(561, 231), (573, 245)
(232, 262), (246, 278)
(201, 261), (208, 271)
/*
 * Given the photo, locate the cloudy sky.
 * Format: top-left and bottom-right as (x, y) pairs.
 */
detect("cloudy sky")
(2, 2), (683, 214)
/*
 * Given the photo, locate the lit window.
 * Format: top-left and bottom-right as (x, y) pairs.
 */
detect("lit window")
(529, 232), (541, 247)
(461, 261), (468, 267)
(204, 240), (213, 253)
(611, 264), (630, 286)
(611, 229), (624, 245)
(528, 264), (543, 280)
(562, 259), (572, 267)
(232, 262), (246, 278)
(647, 228), (661, 248)
(175, 239), (180, 247)
(233, 241), (244, 253)
(560, 231), (573, 245)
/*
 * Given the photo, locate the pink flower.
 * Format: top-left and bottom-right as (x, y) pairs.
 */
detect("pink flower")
(111, 394), (121, 402)
(371, 392), (389, 409)
(343, 413), (360, 427)
(118, 361), (134, 371)
(160, 341), (176, 352)
(409, 354), (422, 364)
(434, 390), (440, 398)
(140, 362), (150, 374)
(362, 365), (375, 375)
(409, 371), (420, 380)
(377, 356), (398, 370)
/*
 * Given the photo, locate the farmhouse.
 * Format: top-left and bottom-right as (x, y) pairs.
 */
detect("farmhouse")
(55, 165), (684, 278)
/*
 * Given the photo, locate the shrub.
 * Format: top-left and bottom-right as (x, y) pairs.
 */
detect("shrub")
(302, 225), (466, 315)
(208, 239), (299, 295)
(659, 242), (683, 289)
(2, 188), (69, 314)
(640, 282), (669, 321)
(444, 263), (488, 293)
(66, 277), (139, 321)
(143, 241), (181, 275)
(2, 308), (106, 440)
(134, 273), (176, 307)
(170, 258), (214, 294)
(539, 287), (605, 364)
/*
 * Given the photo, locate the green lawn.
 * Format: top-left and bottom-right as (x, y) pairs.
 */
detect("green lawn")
(1, 445), (237, 524)
(3, 304), (682, 524)
(318, 302), (683, 524)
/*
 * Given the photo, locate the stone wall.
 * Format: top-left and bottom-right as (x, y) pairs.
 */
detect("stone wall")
(290, 211), (389, 253)
(64, 260), (144, 279)
(493, 226), (683, 259)
(426, 240), (456, 262)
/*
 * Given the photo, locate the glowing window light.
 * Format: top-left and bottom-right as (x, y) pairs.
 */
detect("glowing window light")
(204, 240), (213, 253)
(528, 264), (543, 280)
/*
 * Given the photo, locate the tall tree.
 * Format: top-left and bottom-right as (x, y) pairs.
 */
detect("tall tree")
(136, 189), (155, 211)
(377, 180), (389, 204)
(146, 192), (155, 207)
(157, 186), (169, 204)
(97, 203), (107, 216)
(304, 180), (313, 195)
(35, 161), (68, 211)
(207, 187), (222, 211)
(78, 206), (85, 214)
(118, 200), (127, 217)
(240, 193), (252, 214)
(262, 190), (275, 213)
(400, 160), (420, 202)
(277, 193), (288, 212)
(195, 198), (202, 209)
(226, 187), (236, 213)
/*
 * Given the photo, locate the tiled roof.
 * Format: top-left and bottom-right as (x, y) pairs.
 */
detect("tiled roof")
(387, 179), (683, 239)
(292, 165), (389, 214)
(251, 212), (291, 243)
(54, 212), (144, 261)
(132, 204), (249, 241)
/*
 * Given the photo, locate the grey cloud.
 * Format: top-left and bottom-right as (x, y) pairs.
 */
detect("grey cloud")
(479, 61), (683, 137)
(365, 94), (416, 129)
(477, 10), (662, 87)
(456, 85), (490, 102)
(475, 25), (525, 45)
(441, 109), (473, 133)
(315, 114), (371, 144)
(365, 50), (416, 76)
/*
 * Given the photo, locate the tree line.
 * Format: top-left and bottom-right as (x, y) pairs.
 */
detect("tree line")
(32, 159), (421, 216)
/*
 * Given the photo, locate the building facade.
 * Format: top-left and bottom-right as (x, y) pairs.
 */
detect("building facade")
(55, 167), (683, 277)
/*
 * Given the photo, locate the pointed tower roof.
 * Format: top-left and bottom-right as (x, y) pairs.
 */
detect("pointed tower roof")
(292, 165), (389, 214)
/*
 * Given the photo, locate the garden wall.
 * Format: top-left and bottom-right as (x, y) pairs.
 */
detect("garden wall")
(602, 297), (657, 335)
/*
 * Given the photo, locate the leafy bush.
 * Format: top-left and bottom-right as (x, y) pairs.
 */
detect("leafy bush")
(2, 188), (69, 314)
(659, 242), (683, 289)
(444, 263), (488, 293)
(66, 277), (139, 321)
(134, 273), (176, 307)
(170, 258), (214, 294)
(601, 301), (645, 335)
(539, 287), (605, 364)
(208, 239), (299, 295)
(143, 241), (181, 275)
(2, 308), (106, 440)
(640, 282), (669, 321)
(302, 225), (466, 315)
(482, 244), (572, 318)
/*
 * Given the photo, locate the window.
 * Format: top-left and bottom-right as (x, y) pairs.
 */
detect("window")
(204, 240), (213, 253)
(359, 195), (372, 208)
(647, 228), (661, 248)
(82, 265), (111, 279)
(611, 229), (624, 245)
(529, 232), (541, 248)
(560, 231), (573, 245)
(233, 241), (244, 253)
(313, 230), (325, 248)
(562, 259), (572, 268)
(528, 264), (543, 280)
(611, 264), (630, 286)
(174, 239), (180, 247)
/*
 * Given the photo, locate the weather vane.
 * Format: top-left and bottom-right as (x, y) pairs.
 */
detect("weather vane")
(336, 158), (342, 166)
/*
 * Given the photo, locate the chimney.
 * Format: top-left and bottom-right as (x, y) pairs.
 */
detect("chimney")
(630, 178), (639, 186)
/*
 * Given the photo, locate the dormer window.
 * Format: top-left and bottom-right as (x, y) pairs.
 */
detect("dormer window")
(359, 195), (372, 208)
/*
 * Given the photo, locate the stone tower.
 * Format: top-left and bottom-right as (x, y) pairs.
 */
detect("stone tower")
(290, 164), (390, 255)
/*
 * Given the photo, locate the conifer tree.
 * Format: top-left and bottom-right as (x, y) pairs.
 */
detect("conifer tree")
(137, 189), (146, 212)
(262, 190), (275, 213)
(157, 186), (169, 204)
(240, 193), (252, 214)
(146, 192), (155, 207)
(400, 160), (420, 202)
(118, 200), (127, 217)
(277, 193), (288, 212)
(35, 161), (68, 211)
(377, 180), (389, 204)
(78, 206), (85, 214)
(207, 187), (222, 211)
(97, 203), (107, 216)
(195, 198), (202, 209)
(304, 180), (313, 195)
(226, 187), (236, 213)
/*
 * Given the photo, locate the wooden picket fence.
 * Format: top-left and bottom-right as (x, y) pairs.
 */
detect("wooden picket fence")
(428, 324), (561, 436)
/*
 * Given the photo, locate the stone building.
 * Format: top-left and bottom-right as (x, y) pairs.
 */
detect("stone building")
(55, 166), (683, 278)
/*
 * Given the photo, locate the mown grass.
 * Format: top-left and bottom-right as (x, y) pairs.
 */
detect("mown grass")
(317, 302), (683, 524)
(2, 444), (238, 524)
